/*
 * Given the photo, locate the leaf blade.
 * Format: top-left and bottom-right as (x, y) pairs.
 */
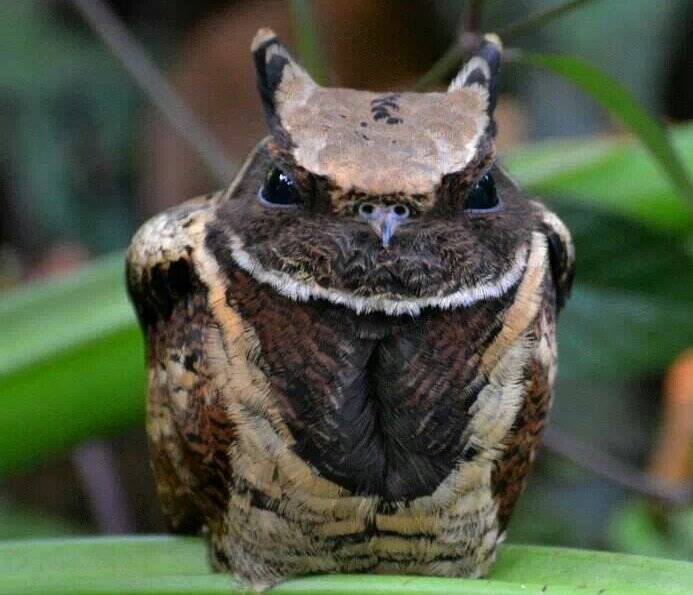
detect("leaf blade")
(518, 53), (693, 207)
(1, 537), (691, 594)
(0, 254), (144, 474)
(0, 254), (132, 376)
(505, 123), (693, 233)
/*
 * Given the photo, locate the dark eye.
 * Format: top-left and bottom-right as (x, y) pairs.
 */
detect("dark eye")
(464, 173), (500, 212)
(260, 168), (302, 207)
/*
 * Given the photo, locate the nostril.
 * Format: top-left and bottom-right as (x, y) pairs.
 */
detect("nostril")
(392, 204), (410, 218)
(359, 203), (375, 217)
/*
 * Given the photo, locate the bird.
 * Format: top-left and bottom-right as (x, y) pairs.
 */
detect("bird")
(126, 28), (574, 591)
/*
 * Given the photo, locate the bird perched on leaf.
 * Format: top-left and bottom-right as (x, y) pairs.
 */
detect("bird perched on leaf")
(127, 28), (574, 591)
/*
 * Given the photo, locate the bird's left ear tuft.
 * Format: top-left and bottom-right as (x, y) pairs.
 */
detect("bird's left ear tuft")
(251, 28), (317, 128)
(448, 34), (503, 116)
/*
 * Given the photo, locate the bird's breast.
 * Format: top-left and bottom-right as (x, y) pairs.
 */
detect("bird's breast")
(226, 262), (516, 502)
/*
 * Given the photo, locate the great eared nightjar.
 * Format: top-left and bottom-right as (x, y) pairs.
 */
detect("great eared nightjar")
(127, 28), (574, 591)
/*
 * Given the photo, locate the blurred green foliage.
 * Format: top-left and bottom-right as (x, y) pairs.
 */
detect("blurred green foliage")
(290, 0), (331, 86)
(0, 2), (137, 254)
(519, 53), (692, 205)
(609, 501), (693, 561)
(0, 254), (143, 474)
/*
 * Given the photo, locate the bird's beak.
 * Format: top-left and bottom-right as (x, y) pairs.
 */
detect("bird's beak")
(370, 212), (403, 249)
(359, 204), (410, 249)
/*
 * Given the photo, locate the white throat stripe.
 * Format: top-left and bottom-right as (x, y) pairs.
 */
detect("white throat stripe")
(226, 233), (529, 316)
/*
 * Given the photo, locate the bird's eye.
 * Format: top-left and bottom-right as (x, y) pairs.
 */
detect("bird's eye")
(464, 173), (500, 212)
(259, 168), (302, 207)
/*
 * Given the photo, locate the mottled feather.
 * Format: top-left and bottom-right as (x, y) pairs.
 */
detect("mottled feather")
(126, 28), (574, 591)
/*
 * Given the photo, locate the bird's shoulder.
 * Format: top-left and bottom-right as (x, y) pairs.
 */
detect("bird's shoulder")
(127, 189), (239, 532)
(125, 189), (230, 328)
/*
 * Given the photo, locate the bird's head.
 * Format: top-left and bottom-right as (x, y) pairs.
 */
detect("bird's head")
(211, 28), (541, 315)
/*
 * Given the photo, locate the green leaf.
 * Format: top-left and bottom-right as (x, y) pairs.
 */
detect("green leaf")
(552, 203), (692, 302)
(518, 53), (693, 207)
(551, 203), (692, 380)
(0, 254), (131, 377)
(1, 537), (691, 594)
(0, 254), (144, 474)
(290, 0), (330, 85)
(608, 500), (693, 562)
(558, 286), (692, 380)
(504, 124), (693, 233)
(507, 127), (693, 382)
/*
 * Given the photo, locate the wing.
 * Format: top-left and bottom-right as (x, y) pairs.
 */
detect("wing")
(126, 190), (236, 533)
(534, 203), (575, 311)
(491, 291), (555, 532)
(494, 166), (574, 312)
(491, 206), (573, 531)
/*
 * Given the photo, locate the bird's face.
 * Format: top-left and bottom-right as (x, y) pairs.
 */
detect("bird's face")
(214, 29), (537, 315)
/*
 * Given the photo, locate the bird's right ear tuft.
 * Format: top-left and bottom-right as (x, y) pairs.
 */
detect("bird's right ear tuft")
(251, 27), (278, 53)
(448, 34), (503, 116)
(251, 28), (317, 129)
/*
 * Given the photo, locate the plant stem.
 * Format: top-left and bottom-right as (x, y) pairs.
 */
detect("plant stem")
(543, 426), (692, 507)
(413, 45), (460, 91)
(467, 0), (486, 34)
(415, 0), (603, 90)
(69, 0), (234, 184)
(499, 0), (604, 39)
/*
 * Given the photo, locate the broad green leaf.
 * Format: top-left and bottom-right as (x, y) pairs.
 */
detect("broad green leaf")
(519, 54), (693, 207)
(608, 500), (693, 562)
(1, 537), (691, 594)
(504, 124), (693, 233)
(0, 255), (144, 474)
(549, 201), (692, 380)
(0, 254), (131, 377)
(558, 286), (692, 381)
(509, 130), (693, 382)
(552, 203), (692, 302)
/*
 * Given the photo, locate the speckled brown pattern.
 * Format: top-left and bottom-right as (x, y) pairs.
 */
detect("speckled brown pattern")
(212, 261), (515, 500)
(491, 281), (557, 532)
(146, 287), (236, 531)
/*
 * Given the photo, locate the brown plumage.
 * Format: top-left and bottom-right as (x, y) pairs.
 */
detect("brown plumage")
(127, 29), (574, 591)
